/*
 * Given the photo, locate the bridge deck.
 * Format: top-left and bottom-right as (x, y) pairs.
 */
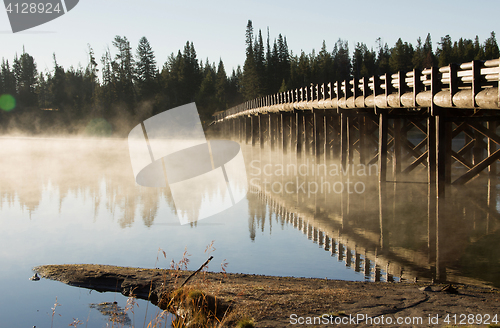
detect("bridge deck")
(215, 58), (499, 120)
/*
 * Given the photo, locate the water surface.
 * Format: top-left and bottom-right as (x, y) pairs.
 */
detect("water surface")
(0, 136), (499, 327)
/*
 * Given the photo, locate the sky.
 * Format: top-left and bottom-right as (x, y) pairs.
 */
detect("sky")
(0, 0), (499, 77)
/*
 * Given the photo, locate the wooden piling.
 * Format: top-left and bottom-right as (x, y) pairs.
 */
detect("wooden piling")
(259, 114), (265, 149)
(427, 116), (437, 185)
(296, 111), (304, 155)
(341, 112), (349, 168)
(393, 119), (402, 179)
(314, 111), (324, 160)
(378, 112), (388, 183)
(488, 121), (497, 175)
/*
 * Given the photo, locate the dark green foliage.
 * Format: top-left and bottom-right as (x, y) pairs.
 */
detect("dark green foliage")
(437, 34), (454, 66)
(196, 60), (218, 124)
(242, 20), (261, 100)
(159, 41), (202, 111)
(136, 36), (158, 101)
(0, 28), (497, 135)
(484, 31), (500, 60)
(389, 38), (414, 73)
(375, 38), (391, 75)
(215, 59), (227, 108)
(412, 34), (436, 70)
(111, 35), (136, 114)
(13, 51), (38, 108)
(226, 66), (244, 108)
(352, 42), (376, 79)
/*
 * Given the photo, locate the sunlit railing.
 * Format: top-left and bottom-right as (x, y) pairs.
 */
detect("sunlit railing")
(214, 58), (500, 122)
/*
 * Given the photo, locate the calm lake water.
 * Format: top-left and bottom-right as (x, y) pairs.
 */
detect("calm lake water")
(0, 136), (499, 327)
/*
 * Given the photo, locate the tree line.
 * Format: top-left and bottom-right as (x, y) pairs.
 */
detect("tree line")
(0, 20), (498, 135)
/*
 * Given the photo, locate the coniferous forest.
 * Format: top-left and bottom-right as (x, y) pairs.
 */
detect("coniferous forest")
(0, 20), (498, 136)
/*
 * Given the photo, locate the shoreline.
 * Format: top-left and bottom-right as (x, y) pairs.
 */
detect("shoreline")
(35, 264), (500, 327)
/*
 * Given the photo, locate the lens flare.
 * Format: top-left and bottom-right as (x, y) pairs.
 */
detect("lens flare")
(0, 94), (16, 111)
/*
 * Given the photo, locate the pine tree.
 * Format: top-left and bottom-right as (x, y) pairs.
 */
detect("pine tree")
(254, 29), (266, 94)
(270, 39), (280, 92)
(215, 59), (227, 108)
(182, 41), (202, 103)
(1, 59), (16, 96)
(265, 27), (272, 94)
(484, 31), (499, 60)
(226, 66), (243, 107)
(437, 35), (453, 66)
(352, 42), (366, 79)
(97, 47), (118, 117)
(13, 51), (38, 108)
(85, 44), (99, 109)
(317, 41), (334, 84)
(196, 60), (217, 122)
(422, 33), (436, 68)
(473, 36), (484, 60)
(277, 34), (290, 87)
(333, 39), (351, 81)
(50, 54), (67, 111)
(375, 38), (390, 75)
(112, 35), (136, 113)
(36, 72), (49, 109)
(242, 20), (260, 99)
(136, 36), (158, 100)
(389, 38), (414, 73)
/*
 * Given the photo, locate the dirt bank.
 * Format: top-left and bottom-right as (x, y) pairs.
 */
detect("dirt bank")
(35, 264), (500, 327)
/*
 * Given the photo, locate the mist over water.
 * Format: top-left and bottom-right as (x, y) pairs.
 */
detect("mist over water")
(0, 135), (499, 326)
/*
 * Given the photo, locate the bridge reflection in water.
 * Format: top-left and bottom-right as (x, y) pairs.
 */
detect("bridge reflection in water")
(244, 145), (500, 287)
(1, 137), (498, 287)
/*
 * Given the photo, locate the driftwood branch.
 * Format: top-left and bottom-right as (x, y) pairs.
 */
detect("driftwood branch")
(181, 256), (214, 287)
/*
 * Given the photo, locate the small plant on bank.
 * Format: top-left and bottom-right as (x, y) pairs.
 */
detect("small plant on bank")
(165, 286), (231, 328)
(68, 318), (83, 327)
(50, 297), (61, 328)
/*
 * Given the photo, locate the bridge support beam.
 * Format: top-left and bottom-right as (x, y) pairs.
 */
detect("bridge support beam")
(378, 111), (388, 183)
(358, 116), (367, 166)
(314, 111), (324, 160)
(290, 113), (297, 154)
(245, 116), (251, 144)
(436, 115), (452, 196)
(323, 114), (333, 160)
(427, 116), (437, 185)
(296, 111), (304, 155)
(488, 121), (497, 175)
(473, 129), (483, 166)
(259, 114), (265, 149)
(341, 112), (349, 168)
(269, 114), (274, 150)
(393, 119), (402, 179)
(251, 115), (259, 146)
(282, 113), (293, 153)
(271, 113), (280, 151)
(231, 118), (236, 140)
(238, 116), (243, 143)
(305, 112), (314, 156)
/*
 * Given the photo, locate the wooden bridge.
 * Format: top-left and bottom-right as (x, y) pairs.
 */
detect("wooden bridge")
(212, 58), (500, 195)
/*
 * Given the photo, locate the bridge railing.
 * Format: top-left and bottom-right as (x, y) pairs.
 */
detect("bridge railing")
(213, 58), (500, 122)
